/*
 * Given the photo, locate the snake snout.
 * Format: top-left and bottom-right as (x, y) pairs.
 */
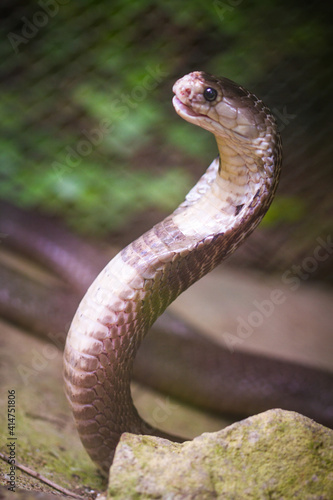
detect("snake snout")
(172, 73), (201, 106)
(172, 82), (191, 105)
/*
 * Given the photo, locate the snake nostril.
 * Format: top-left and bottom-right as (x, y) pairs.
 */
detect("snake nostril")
(182, 87), (192, 99)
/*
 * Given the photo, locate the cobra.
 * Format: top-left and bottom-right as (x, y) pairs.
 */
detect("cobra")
(63, 71), (282, 473)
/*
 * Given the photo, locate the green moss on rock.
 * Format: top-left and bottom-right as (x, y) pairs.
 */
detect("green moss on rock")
(108, 409), (333, 499)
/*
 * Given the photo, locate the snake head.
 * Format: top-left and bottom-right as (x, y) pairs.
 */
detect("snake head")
(173, 71), (273, 142)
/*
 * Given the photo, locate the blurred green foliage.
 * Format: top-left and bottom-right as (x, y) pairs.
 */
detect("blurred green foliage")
(0, 0), (330, 234)
(261, 196), (307, 227)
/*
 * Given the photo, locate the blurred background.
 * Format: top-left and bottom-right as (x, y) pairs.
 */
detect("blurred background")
(0, 3), (332, 487)
(0, 0), (332, 282)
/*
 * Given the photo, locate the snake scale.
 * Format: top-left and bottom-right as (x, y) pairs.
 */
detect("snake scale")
(2, 203), (332, 432)
(63, 71), (282, 472)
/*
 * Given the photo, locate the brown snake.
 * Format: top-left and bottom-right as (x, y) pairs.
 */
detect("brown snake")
(63, 71), (282, 472)
(2, 200), (332, 430)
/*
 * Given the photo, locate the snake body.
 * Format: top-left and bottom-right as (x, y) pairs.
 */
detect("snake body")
(63, 71), (282, 472)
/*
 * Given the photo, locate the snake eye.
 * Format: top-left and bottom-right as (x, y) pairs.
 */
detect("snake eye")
(203, 87), (218, 102)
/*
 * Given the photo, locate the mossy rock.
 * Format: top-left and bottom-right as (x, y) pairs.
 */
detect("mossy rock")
(109, 409), (333, 499)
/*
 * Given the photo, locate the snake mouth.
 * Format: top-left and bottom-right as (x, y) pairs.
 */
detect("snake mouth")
(172, 96), (201, 120)
(172, 95), (220, 136)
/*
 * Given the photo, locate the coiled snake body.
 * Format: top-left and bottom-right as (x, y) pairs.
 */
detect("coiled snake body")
(63, 71), (282, 472)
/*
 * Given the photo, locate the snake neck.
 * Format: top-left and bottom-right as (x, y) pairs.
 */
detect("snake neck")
(173, 126), (280, 241)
